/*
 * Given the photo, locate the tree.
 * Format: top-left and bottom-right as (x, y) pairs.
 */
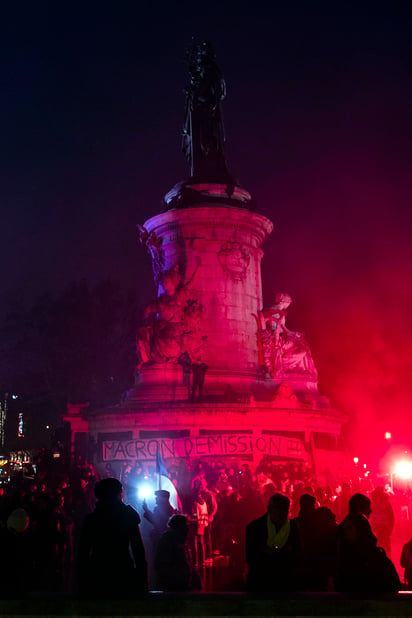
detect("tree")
(0, 279), (141, 449)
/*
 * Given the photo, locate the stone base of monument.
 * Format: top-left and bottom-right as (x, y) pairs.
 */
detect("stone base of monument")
(65, 399), (348, 485)
(163, 180), (253, 210)
(131, 364), (268, 403)
(129, 363), (330, 410)
(252, 375), (331, 408)
(130, 364), (189, 402)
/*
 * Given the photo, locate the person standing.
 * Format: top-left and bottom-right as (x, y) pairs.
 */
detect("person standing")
(203, 483), (218, 565)
(245, 493), (303, 593)
(336, 493), (400, 593)
(370, 486), (395, 558)
(77, 478), (147, 599)
(154, 515), (199, 591)
(0, 509), (34, 598)
(401, 537), (412, 588)
(191, 359), (208, 402)
(192, 491), (209, 568)
(178, 351), (193, 399)
(143, 489), (176, 552)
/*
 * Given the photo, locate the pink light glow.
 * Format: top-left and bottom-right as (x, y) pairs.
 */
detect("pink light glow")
(393, 459), (412, 480)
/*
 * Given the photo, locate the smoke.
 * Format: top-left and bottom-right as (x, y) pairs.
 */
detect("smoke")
(259, 136), (412, 461)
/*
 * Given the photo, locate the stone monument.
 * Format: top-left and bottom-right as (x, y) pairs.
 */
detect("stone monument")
(64, 42), (347, 485)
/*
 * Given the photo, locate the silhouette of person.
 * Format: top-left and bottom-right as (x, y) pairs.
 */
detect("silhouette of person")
(154, 515), (194, 591)
(334, 482), (352, 523)
(245, 493), (303, 593)
(370, 486), (394, 558)
(309, 506), (338, 591)
(143, 489), (175, 552)
(178, 351), (193, 398)
(0, 508), (34, 598)
(192, 491), (209, 568)
(191, 358), (208, 401)
(401, 538), (412, 588)
(292, 493), (320, 589)
(203, 484), (218, 563)
(292, 493), (317, 554)
(77, 478), (148, 599)
(336, 492), (400, 593)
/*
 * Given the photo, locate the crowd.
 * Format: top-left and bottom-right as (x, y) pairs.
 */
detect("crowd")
(0, 449), (410, 598)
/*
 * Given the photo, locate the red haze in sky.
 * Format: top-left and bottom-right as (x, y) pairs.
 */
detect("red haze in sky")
(0, 3), (411, 454)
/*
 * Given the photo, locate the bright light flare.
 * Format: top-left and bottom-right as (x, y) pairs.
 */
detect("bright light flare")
(385, 432), (392, 440)
(137, 485), (154, 500)
(393, 459), (412, 480)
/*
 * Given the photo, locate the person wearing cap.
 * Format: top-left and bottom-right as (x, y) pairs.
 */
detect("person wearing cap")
(154, 515), (197, 591)
(245, 493), (303, 592)
(77, 478), (148, 598)
(143, 489), (176, 551)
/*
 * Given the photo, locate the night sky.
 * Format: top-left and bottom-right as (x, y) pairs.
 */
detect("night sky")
(1, 2), (412, 458)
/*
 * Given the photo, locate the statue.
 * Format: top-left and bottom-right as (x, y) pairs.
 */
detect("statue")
(162, 41), (253, 211)
(137, 258), (204, 366)
(137, 225), (164, 287)
(182, 40), (233, 184)
(271, 383), (299, 408)
(254, 293), (318, 381)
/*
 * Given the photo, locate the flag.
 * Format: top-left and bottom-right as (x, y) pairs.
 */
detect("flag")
(156, 448), (168, 489)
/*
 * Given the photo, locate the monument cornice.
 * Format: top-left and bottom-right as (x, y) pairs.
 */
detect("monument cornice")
(84, 401), (347, 423)
(144, 206), (273, 247)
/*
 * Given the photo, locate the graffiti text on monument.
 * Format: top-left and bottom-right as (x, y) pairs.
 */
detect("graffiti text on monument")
(102, 433), (305, 461)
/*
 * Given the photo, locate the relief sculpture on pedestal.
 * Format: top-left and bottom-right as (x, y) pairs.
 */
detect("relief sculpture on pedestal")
(137, 257), (205, 367)
(137, 225), (165, 287)
(218, 239), (250, 282)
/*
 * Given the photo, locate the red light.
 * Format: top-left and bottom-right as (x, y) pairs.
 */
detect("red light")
(394, 459), (412, 480)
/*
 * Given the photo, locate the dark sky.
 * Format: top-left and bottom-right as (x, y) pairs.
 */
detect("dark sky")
(1, 2), (412, 456)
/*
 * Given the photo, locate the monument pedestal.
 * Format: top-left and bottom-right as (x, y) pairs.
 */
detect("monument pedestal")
(64, 399), (347, 483)
(136, 204), (272, 397)
(130, 364), (188, 403)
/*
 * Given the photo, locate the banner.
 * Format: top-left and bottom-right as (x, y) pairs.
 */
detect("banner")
(101, 433), (305, 461)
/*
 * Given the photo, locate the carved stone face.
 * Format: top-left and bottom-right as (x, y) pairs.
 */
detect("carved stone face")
(276, 300), (290, 311)
(266, 318), (278, 331)
(274, 293), (292, 310)
(162, 271), (180, 295)
(162, 275), (176, 295)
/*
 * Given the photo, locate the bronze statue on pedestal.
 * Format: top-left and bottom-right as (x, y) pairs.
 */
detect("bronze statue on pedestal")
(182, 40), (234, 185)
